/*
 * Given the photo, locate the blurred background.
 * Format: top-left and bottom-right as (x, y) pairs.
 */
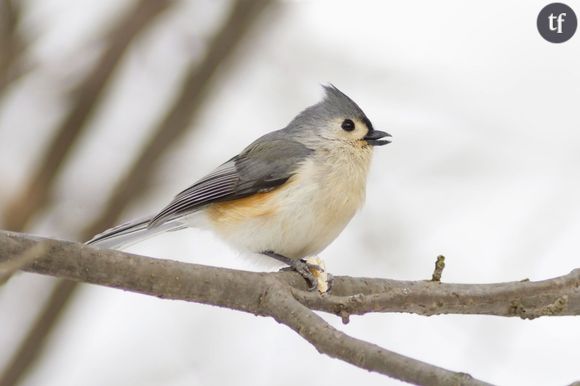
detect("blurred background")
(1, 0), (580, 385)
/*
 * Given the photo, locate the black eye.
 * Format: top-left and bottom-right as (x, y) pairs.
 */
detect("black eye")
(341, 119), (355, 132)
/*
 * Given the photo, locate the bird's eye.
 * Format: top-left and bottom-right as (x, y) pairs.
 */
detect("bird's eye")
(341, 119), (355, 132)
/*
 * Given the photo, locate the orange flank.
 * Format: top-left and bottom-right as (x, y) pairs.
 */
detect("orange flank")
(207, 185), (285, 224)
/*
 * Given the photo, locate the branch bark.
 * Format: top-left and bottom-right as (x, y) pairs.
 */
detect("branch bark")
(2, 230), (579, 385)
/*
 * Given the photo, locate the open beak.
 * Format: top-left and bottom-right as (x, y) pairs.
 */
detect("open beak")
(364, 130), (392, 146)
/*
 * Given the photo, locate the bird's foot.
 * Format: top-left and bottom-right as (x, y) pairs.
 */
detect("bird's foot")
(280, 258), (321, 290)
(264, 251), (331, 293)
(303, 256), (333, 293)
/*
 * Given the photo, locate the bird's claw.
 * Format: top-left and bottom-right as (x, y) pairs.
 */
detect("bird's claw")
(279, 258), (331, 292)
(279, 259), (319, 290)
(265, 251), (330, 293)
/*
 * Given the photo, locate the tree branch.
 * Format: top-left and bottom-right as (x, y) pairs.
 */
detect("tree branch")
(293, 270), (580, 321)
(2, 230), (579, 385)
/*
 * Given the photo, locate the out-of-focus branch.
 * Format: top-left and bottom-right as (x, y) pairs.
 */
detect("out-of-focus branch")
(0, 2), (274, 386)
(0, 241), (51, 285)
(0, 0), (26, 97)
(0, 231), (493, 385)
(0, 3), (173, 386)
(1, 0), (173, 231)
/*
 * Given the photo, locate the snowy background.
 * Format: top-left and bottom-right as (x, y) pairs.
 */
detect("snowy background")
(1, 1), (580, 385)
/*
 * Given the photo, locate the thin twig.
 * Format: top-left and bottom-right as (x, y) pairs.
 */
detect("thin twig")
(431, 254), (445, 282)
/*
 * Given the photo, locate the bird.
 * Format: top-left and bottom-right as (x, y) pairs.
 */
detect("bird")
(87, 85), (391, 290)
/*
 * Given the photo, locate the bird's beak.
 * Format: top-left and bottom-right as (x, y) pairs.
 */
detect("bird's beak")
(364, 130), (392, 146)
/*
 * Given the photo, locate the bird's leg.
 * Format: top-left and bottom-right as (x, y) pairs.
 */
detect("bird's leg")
(262, 251), (320, 290)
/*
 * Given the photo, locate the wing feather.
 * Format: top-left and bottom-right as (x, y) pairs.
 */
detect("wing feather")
(149, 135), (313, 227)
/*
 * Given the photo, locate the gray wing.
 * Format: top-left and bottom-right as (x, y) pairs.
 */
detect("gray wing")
(149, 135), (313, 227)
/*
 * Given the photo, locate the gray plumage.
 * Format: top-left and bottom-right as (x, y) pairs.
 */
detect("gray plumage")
(87, 85), (372, 248)
(149, 136), (313, 227)
(286, 85), (373, 137)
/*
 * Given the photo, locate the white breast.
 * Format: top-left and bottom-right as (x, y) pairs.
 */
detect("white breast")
(202, 143), (374, 260)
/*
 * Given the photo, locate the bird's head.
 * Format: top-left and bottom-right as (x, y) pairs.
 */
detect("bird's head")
(287, 85), (391, 149)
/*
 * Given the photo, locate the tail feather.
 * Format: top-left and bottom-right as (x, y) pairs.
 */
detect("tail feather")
(86, 215), (185, 250)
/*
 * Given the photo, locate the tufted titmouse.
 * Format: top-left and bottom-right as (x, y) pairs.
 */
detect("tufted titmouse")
(88, 85), (391, 290)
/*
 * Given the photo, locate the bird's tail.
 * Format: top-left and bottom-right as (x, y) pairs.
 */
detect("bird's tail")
(86, 215), (185, 250)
